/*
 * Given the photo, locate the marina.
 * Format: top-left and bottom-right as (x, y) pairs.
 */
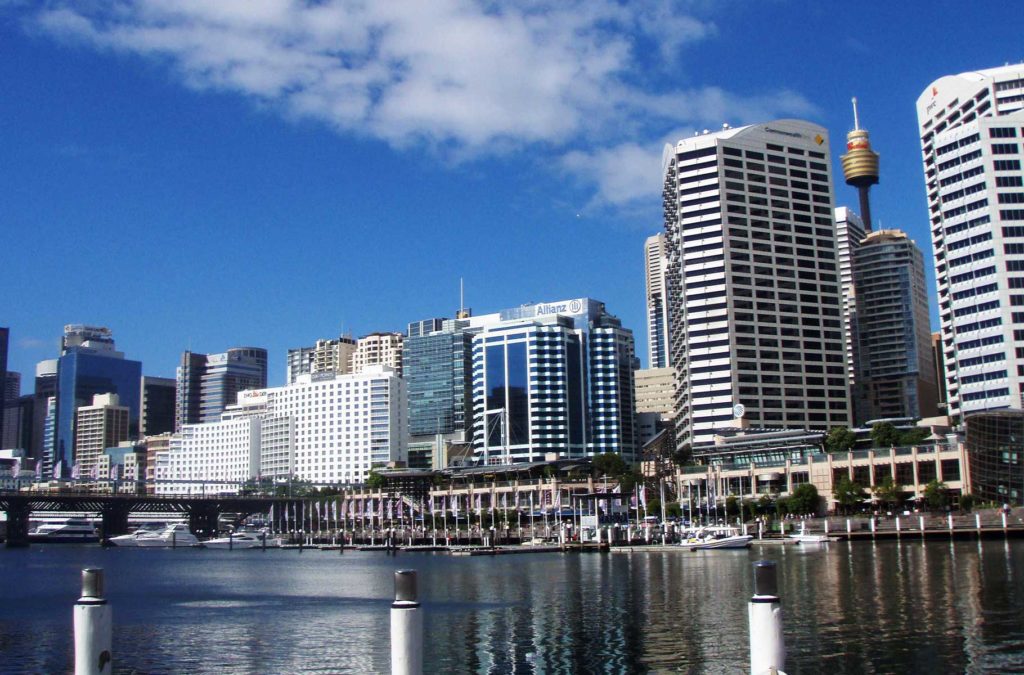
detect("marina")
(2, 538), (1023, 672)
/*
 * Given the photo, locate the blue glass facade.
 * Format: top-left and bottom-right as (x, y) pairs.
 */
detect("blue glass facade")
(405, 330), (473, 437)
(55, 349), (141, 471)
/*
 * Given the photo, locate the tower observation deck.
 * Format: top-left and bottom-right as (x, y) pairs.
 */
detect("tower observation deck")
(840, 97), (880, 231)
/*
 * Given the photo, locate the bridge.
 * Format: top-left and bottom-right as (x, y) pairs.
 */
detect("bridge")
(0, 491), (304, 547)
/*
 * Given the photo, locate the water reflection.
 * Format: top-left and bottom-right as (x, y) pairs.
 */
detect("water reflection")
(0, 541), (1023, 673)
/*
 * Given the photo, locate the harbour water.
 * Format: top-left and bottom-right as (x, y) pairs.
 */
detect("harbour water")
(1, 539), (1022, 673)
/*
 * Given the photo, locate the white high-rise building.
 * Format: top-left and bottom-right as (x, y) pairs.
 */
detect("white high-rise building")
(351, 333), (403, 376)
(645, 233), (672, 369)
(286, 336), (356, 384)
(661, 120), (851, 455)
(74, 393), (129, 479)
(917, 65), (1024, 421)
(160, 365), (407, 493)
(835, 207), (867, 420)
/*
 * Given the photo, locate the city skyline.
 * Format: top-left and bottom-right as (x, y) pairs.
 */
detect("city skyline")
(2, 2), (1021, 390)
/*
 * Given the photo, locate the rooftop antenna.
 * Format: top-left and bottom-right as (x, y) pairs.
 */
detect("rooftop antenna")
(852, 96), (861, 130)
(459, 277), (464, 316)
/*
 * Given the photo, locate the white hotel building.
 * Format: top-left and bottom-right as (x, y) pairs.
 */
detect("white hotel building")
(159, 365), (407, 494)
(918, 65), (1024, 422)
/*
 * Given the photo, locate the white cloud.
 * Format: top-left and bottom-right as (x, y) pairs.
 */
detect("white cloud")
(25, 1), (817, 207)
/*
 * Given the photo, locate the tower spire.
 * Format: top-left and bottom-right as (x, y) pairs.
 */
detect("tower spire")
(841, 96), (880, 232)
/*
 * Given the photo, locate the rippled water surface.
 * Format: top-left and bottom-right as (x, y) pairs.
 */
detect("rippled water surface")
(1, 539), (1022, 673)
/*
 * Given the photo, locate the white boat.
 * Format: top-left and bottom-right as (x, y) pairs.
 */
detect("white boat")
(678, 527), (753, 550)
(695, 534), (754, 549)
(788, 533), (834, 544)
(28, 518), (99, 544)
(135, 524), (199, 548)
(108, 522), (169, 547)
(201, 531), (282, 549)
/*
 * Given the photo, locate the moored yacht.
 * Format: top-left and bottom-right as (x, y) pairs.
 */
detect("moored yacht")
(200, 530), (281, 549)
(28, 518), (99, 544)
(108, 522), (168, 547)
(135, 524), (199, 548)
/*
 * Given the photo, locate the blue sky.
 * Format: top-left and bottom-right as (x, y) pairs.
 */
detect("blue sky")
(1, 1), (1021, 392)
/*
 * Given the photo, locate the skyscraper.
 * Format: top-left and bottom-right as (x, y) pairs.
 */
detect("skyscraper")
(140, 376), (176, 436)
(835, 207), (867, 419)
(917, 65), (1024, 421)
(404, 321), (474, 438)
(644, 233), (671, 369)
(75, 393), (130, 479)
(286, 335), (356, 384)
(351, 333), (403, 375)
(661, 120), (851, 455)
(175, 347), (267, 429)
(470, 298), (638, 464)
(854, 230), (938, 421)
(54, 325), (141, 473)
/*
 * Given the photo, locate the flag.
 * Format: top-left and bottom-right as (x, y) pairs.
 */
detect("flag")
(474, 494), (482, 515)
(501, 493), (507, 509)
(71, 462), (81, 480)
(35, 461), (42, 480)
(452, 495), (459, 517)
(11, 458), (21, 477)
(109, 464), (119, 480)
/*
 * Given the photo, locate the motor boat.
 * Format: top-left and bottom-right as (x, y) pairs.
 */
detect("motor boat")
(678, 527), (753, 550)
(135, 524), (199, 548)
(788, 533), (835, 544)
(201, 530), (281, 549)
(108, 522), (169, 547)
(695, 533), (754, 549)
(28, 518), (99, 543)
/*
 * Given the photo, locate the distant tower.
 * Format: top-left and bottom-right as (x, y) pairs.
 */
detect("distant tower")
(840, 97), (880, 231)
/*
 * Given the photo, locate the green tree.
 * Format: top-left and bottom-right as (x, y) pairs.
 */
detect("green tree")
(871, 422), (901, 448)
(787, 483), (820, 515)
(958, 493), (977, 513)
(873, 474), (902, 510)
(834, 476), (867, 515)
(776, 496), (791, 517)
(725, 495), (739, 516)
(366, 470), (385, 489)
(825, 426), (857, 454)
(758, 494), (775, 515)
(592, 452), (629, 477)
(899, 427), (930, 446)
(923, 479), (948, 511)
(672, 444), (693, 467)
(666, 501), (682, 518)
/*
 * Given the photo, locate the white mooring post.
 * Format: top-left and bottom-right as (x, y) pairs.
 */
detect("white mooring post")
(975, 513), (982, 533)
(846, 519), (851, 535)
(391, 570), (423, 675)
(948, 513), (954, 532)
(748, 560), (785, 675)
(74, 568), (112, 675)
